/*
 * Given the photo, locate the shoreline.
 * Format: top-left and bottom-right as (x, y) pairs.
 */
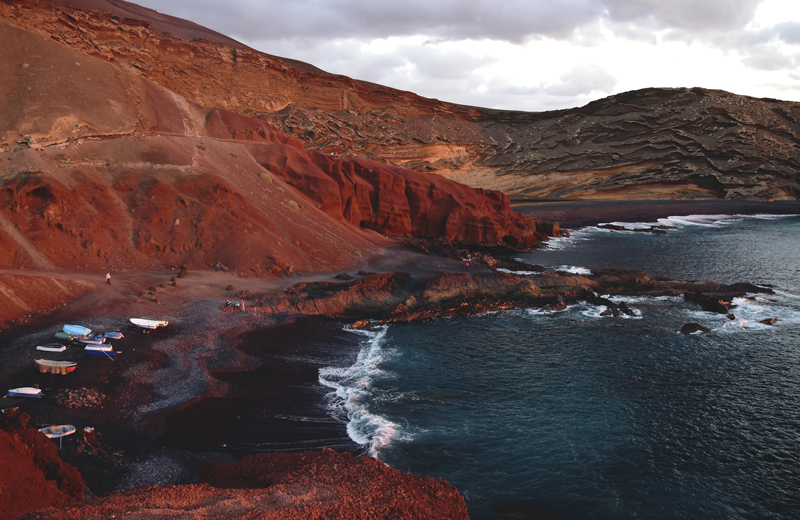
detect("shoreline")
(1, 199), (798, 501)
(515, 199), (800, 229)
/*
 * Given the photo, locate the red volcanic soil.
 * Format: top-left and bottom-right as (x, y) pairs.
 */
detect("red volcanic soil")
(15, 449), (468, 520)
(0, 409), (84, 520)
(0, 11), (549, 282)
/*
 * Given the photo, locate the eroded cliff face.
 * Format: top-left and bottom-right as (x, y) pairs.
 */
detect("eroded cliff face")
(0, 4), (548, 275)
(3, 0), (797, 202)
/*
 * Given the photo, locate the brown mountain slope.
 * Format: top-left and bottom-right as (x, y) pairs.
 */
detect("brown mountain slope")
(6, 0), (798, 201)
(0, 10), (547, 276)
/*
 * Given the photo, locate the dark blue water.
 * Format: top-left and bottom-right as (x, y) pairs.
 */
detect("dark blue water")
(321, 214), (800, 519)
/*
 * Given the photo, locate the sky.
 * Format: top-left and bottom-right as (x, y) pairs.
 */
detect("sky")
(133, 0), (800, 112)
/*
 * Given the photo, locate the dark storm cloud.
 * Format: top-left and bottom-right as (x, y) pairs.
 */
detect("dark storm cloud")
(137, 0), (766, 44)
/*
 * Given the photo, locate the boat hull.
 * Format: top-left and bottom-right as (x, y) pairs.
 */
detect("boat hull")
(85, 347), (116, 358)
(130, 318), (168, 329)
(38, 425), (76, 439)
(63, 324), (91, 336)
(6, 387), (43, 398)
(36, 359), (77, 375)
(77, 336), (106, 345)
(36, 344), (67, 352)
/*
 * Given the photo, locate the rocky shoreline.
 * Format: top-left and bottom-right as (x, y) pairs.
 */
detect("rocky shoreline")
(0, 202), (794, 519)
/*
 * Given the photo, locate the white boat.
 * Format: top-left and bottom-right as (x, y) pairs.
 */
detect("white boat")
(35, 359), (77, 375)
(130, 318), (168, 329)
(5, 387), (42, 398)
(36, 343), (67, 352)
(104, 331), (124, 339)
(38, 425), (77, 439)
(77, 335), (106, 345)
(63, 324), (91, 336)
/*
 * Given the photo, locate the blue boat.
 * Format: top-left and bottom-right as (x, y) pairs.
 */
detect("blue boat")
(63, 324), (91, 336)
(6, 387), (43, 398)
(85, 346), (115, 358)
(104, 331), (124, 340)
(77, 335), (106, 345)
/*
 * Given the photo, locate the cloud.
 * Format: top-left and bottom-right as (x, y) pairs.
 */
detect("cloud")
(602, 0), (763, 34)
(139, 0), (768, 46)
(741, 47), (797, 70)
(545, 65), (618, 96)
(776, 21), (800, 44)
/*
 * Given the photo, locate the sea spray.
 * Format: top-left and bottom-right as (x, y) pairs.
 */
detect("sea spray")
(318, 325), (404, 458)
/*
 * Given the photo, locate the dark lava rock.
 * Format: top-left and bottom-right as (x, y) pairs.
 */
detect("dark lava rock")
(681, 323), (712, 334)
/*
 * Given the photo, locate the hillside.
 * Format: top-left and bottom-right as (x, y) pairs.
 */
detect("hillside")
(3, 0), (797, 202)
(0, 0), (551, 276)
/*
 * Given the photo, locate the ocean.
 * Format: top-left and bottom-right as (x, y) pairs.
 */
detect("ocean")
(319, 214), (800, 519)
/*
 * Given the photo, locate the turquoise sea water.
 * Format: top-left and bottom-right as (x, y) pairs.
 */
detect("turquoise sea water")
(320, 214), (800, 519)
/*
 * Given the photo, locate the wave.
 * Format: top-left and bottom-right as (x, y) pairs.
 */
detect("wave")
(318, 325), (405, 458)
(599, 213), (799, 231)
(683, 291), (800, 334)
(542, 228), (596, 250)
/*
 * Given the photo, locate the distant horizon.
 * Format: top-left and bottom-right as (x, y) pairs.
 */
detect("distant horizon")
(130, 0), (800, 112)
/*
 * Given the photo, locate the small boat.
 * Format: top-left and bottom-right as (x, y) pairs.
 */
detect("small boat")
(104, 331), (124, 339)
(84, 344), (112, 352)
(38, 424), (77, 439)
(36, 344), (67, 352)
(63, 324), (91, 336)
(35, 359), (77, 375)
(53, 332), (76, 341)
(130, 318), (168, 329)
(5, 387), (42, 398)
(85, 346), (116, 358)
(77, 335), (106, 345)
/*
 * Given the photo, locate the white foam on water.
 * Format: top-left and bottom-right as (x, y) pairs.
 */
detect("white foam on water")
(597, 213), (798, 232)
(496, 268), (536, 276)
(542, 228), (596, 250)
(318, 325), (406, 458)
(685, 292), (800, 334)
(554, 265), (592, 275)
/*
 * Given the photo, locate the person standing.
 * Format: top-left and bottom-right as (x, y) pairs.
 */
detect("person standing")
(106, 272), (111, 285)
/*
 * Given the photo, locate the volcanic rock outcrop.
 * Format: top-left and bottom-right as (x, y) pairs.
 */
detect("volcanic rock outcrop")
(5, 0), (797, 202)
(0, 0), (551, 276)
(244, 267), (775, 325)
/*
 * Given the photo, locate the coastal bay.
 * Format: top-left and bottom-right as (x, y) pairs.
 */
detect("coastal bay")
(2, 201), (798, 518)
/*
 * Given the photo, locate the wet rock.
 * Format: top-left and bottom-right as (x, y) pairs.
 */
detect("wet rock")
(681, 323), (711, 334)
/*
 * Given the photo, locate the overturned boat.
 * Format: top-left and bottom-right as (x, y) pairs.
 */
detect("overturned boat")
(36, 344), (67, 352)
(35, 359), (77, 375)
(5, 387), (42, 398)
(63, 324), (91, 336)
(130, 318), (168, 329)
(85, 345), (116, 358)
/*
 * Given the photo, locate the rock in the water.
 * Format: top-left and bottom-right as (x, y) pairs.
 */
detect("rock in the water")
(681, 323), (712, 334)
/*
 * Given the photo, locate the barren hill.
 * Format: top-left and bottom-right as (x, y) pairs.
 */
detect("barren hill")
(0, 0), (551, 276)
(5, 0), (797, 202)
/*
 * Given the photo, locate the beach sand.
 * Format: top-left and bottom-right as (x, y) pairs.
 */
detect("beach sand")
(2, 199), (799, 495)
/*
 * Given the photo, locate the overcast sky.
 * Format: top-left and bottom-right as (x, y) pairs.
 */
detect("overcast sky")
(134, 0), (800, 112)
